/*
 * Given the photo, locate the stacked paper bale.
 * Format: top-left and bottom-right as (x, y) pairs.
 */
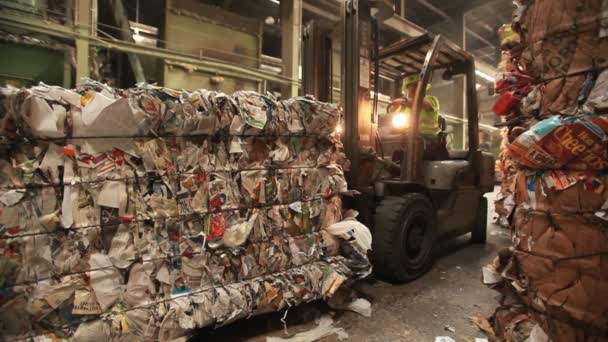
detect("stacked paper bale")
(482, 1), (608, 341)
(0, 82), (371, 341)
(494, 130), (517, 227)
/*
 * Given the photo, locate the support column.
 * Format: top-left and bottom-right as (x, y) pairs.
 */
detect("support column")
(63, 50), (72, 88)
(74, 0), (94, 82)
(302, 21), (332, 102)
(109, 0), (145, 83)
(280, 0), (302, 98)
(74, 38), (89, 82)
(65, 0), (74, 25)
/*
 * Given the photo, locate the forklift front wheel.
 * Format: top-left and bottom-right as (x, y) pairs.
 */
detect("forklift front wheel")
(372, 194), (437, 283)
(471, 197), (488, 244)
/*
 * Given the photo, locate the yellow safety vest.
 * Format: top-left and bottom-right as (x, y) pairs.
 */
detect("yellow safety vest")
(402, 95), (440, 136)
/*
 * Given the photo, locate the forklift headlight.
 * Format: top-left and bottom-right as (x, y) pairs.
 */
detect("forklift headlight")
(391, 112), (409, 129)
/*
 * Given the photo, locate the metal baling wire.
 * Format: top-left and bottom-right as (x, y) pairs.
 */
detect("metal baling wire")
(110, 261), (339, 318)
(7, 252), (316, 328)
(0, 164), (334, 190)
(280, 301), (293, 335)
(5, 261), (340, 342)
(522, 206), (603, 218)
(2, 141), (339, 190)
(1, 227), (325, 289)
(541, 210), (608, 261)
(516, 209), (608, 261)
(515, 246), (608, 262)
(1, 128), (329, 143)
(0, 196), (330, 239)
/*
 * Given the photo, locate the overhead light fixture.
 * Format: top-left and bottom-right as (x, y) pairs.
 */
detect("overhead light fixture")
(132, 28), (145, 43)
(475, 70), (496, 83)
(132, 0), (144, 43)
(269, 0), (280, 4)
(264, 16), (276, 25)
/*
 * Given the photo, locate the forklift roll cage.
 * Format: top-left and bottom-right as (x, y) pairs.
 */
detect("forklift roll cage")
(299, 0), (491, 198)
(376, 33), (481, 184)
(336, 0), (482, 189)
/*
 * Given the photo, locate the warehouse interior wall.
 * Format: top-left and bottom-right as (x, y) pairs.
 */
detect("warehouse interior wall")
(163, 0), (261, 92)
(164, 62), (257, 92)
(0, 41), (65, 87)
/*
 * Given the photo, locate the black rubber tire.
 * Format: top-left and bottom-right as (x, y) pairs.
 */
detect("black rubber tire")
(372, 193), (437, 283)
(471, 197), (488, 244)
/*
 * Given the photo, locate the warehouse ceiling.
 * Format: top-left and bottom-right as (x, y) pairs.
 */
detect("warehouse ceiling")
(403, 0), (513, 66)
(106, 0), (512, 66)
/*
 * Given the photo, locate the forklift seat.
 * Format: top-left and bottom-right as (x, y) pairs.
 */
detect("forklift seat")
(423, 115), (449, 161)
(423, 159), (472, 190)
(448, 150), (469, 160)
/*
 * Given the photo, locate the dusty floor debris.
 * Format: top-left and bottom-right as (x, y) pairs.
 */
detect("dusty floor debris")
(266, 315), (348, 342)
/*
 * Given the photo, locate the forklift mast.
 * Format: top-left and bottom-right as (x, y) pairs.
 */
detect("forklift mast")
(342, 0), (373, 185)
(301, 0), (394, 185)
(341, 0), (395, 185)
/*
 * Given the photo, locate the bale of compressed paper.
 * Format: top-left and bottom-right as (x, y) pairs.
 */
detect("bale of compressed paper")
(483, 171), (608, 340)
(486, 249), (608, 342)
(494, 148), (517, 225)
(511, 213), (608, 326)
(490, 303), (608, 342)
(0, 82), (372, 341)
(507, 114), (608, 171)
(484, 1), (608, 341)
(516, 0), (608, 116)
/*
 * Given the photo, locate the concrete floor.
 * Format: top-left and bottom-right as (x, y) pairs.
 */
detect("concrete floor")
(194, 188), (511, 342)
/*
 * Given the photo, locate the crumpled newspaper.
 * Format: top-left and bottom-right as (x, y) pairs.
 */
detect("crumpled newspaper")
(0, 82), (371, 341)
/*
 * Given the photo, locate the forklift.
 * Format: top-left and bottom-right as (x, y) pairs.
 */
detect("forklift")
(302, 0), (495, 283)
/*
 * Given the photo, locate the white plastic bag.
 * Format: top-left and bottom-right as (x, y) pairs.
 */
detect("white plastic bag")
(326, 212), (372, 253)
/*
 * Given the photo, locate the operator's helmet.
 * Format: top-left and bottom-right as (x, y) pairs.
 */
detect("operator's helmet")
(402, 73), (431, 95)
(402, 74), (420, 88)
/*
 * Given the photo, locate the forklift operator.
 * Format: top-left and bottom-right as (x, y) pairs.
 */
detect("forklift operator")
(389, 74), (440, 137)
(383, 74), (448, 161)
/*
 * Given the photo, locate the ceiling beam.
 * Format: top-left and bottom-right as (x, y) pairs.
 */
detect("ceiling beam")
(466, 27), (495, 47)
(302, 1), (339, 22)
(303, 0), (426, 38)
(383, 14), (425, 37)
(409, 0), (503, 29)
(478, 3), (509, 25)
(415, 0), (451, 21)
(467, 14), (497, 34)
